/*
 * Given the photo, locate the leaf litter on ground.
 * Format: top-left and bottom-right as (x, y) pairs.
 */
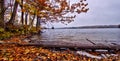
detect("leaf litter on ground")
(0, 35), (120, 61)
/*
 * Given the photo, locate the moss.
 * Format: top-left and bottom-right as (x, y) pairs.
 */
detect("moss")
(0, 25), (41, 40)
(0, 32), (13, 40)
(0, 28), (4, 33)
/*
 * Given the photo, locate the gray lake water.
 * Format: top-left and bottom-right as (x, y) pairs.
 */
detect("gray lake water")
(28, 28), (120, 58)
(39, 28), (120, 43)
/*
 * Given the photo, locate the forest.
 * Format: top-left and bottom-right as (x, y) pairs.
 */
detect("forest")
(0, 0), (120, 61)
(0, 0), (89, 36)
(0, 0), (89, 39)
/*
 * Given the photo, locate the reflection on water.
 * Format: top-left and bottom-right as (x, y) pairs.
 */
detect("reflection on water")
(40, 28), (120, 42)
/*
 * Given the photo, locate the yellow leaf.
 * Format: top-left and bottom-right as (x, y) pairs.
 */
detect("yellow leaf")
(24, 49), (30, 54)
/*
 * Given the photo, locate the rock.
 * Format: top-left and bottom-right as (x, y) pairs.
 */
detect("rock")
(0, 41), (5, 44)
(77, 51), (102, 59)
(23, 39), (31, 43)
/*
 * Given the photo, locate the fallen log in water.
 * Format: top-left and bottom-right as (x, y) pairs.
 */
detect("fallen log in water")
(0, 41), (120, 51)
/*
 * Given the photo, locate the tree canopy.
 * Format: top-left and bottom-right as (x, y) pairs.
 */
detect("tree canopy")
(20, 0), (89, 24)
(0, 0), (89, 30)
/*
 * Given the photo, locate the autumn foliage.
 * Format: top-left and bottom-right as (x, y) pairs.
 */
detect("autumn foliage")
(18, 0), (89, 24)
(0, 0), (89, 33)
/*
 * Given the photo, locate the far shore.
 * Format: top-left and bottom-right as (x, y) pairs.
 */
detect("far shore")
(46, 24), (120, 29)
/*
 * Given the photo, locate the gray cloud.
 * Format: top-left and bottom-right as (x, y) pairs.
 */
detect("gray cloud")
(52, 0), (120, 27)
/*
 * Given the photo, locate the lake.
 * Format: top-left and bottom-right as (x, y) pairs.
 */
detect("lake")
(40, 28), (120, 42)
(27, 28), (120, 58)
(29, 28), (120, 49)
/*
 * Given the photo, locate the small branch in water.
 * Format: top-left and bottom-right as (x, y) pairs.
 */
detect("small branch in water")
(86, 38), (96, 45)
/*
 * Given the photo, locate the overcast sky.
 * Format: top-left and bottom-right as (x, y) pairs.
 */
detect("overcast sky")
(48, 0), (120, 28)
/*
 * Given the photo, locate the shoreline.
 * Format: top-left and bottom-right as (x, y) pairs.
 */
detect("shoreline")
(0, 35), (120, 60)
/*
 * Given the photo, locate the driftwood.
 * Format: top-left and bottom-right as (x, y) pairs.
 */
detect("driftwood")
(0, 41), (120, 51)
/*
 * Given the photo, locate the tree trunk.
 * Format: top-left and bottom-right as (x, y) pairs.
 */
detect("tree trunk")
(32, 15), (36, 27)
(36, 16), (41, 31)
(8, 0), (18, 25)
(28, 13), (36, 30)
(30, 13), (36, 27)
(0, 0), (5, 28)
(20, 0), (24, 25)
(10, 0), (13, 12)
(25, 11), (28, 26)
